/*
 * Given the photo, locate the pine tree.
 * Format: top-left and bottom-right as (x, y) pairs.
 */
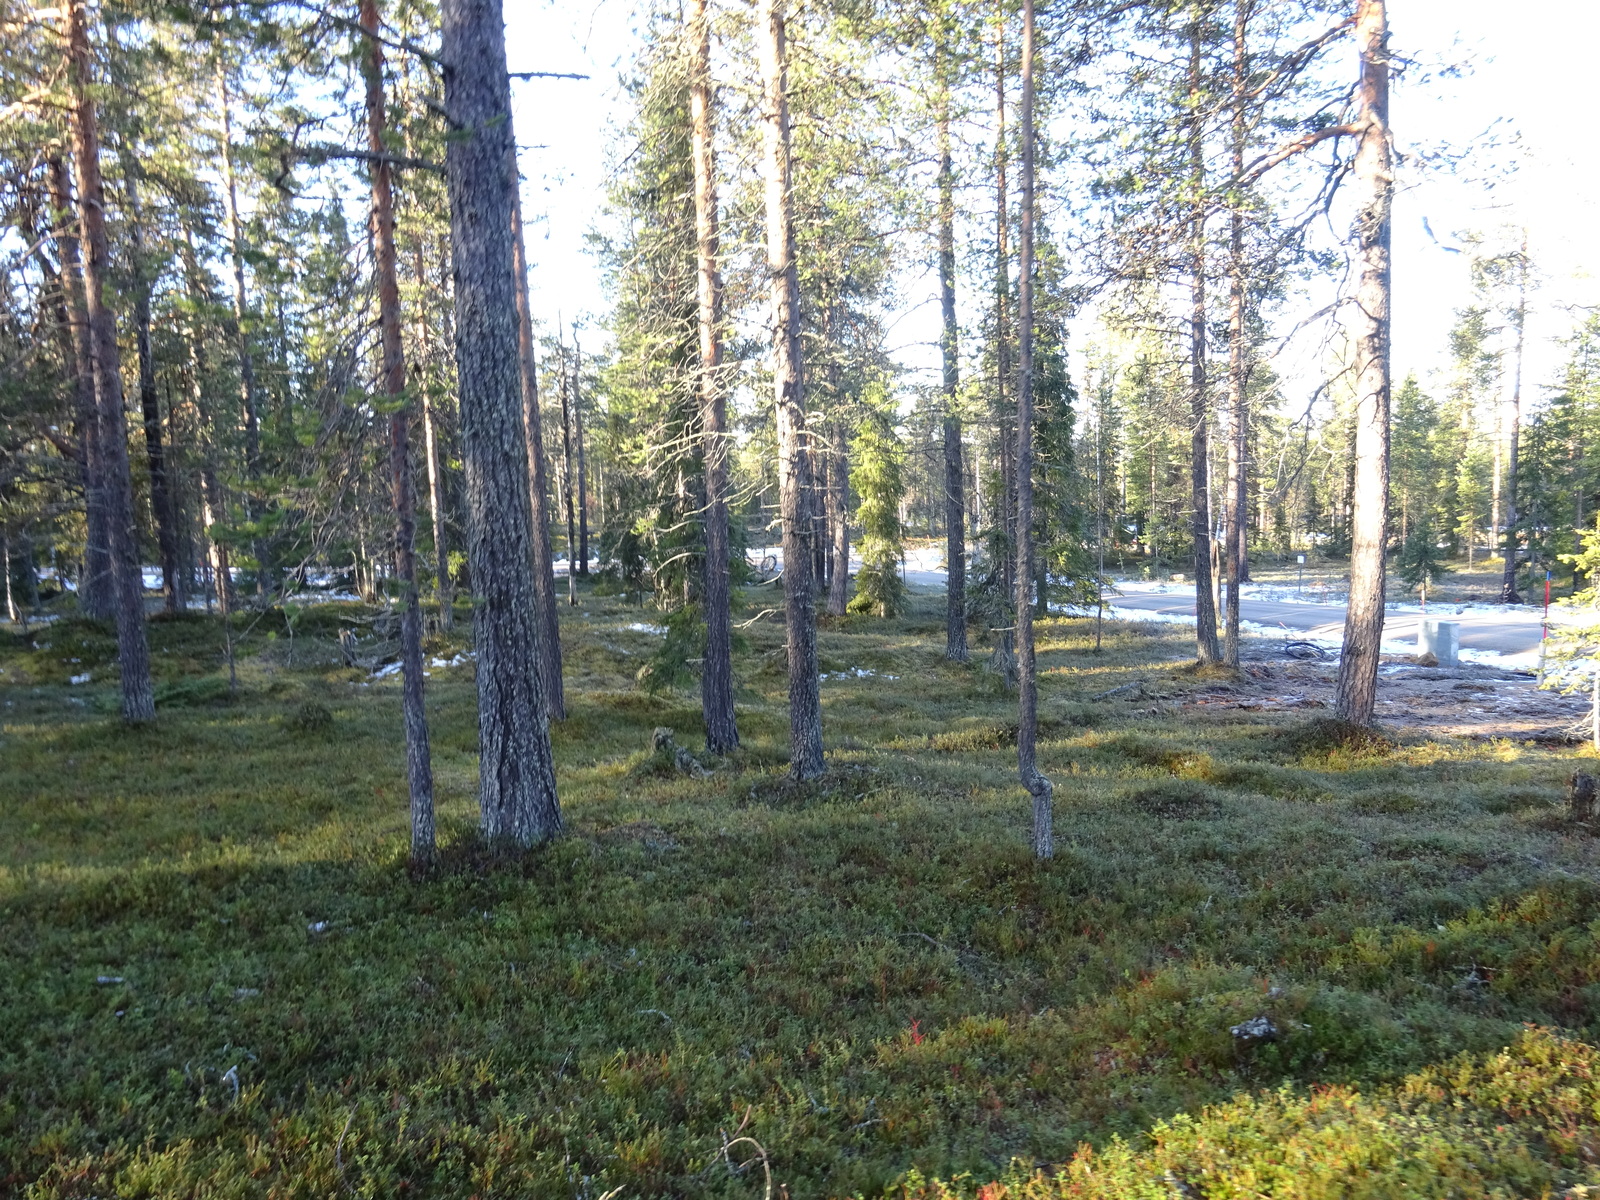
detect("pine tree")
(359, 0), (434, 866)
(1397, 521), (1450, 608)
(440, 0), (561, 845)
(847, 396), (907, 618)
(761, 0), (824, 781)
(1333, 0), (1392, 728)
(689, 0), (739, 753)
(1015, 0), (1052, 859)
(64, 0), (155, 723)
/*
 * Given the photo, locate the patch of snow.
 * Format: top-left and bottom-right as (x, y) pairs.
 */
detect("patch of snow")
(428, 653), (473, 669)
(69, 672), (91, 685)
(369, 662), (403, 679)
(622, 623), (666, 634)
(1107, 604), (1543, 669)
(821, 667), (899, 681)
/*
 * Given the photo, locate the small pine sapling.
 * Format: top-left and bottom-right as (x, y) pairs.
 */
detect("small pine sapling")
(1397, 521), (1451, 609)
(847, 402), (907, 618)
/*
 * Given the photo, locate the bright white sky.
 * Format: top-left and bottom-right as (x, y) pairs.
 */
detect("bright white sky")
(504, 0), (1600, 409)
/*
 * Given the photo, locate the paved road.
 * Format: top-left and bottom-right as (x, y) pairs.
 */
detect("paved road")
(1107, 589), (1547, 656)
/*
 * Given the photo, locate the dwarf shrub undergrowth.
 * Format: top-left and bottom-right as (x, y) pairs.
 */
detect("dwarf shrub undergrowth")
(3, 585), (1597, 1197)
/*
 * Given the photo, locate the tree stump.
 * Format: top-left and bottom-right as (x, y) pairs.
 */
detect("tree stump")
(1570, 771), (1597, 824)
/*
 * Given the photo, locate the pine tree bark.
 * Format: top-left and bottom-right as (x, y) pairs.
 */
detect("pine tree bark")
(122, 153), (184, 615)
(441, 0), (562, 843)
(1333, 0), (1392, 726)
(1499, 236), (1527, 604)
(811, 442), (829, 599)
(761, 0), (823, 780)
(937, 44), (968, 663)
(573, 336), (589, 579)
(46, 155), (113, 621)
(217, 72), (271, 594)
(3, 531), (16, 623)
(510, 176), (566, 720)
(557, 340), (577, 605)
(828, 419), (851, 617)
(181, 231), (236, 617)
(1016, 0), (1052, 858)
(362, 0), (435, 866)
(691, 0), (739, 753)
(994, 5), (1015, 600)
(1187, 13), (1221, 665)
(413, 243), (453, 629)
(1223, 0), (1250, 668)
(65, 0), (154, 723)
(217, 75), (260, 479)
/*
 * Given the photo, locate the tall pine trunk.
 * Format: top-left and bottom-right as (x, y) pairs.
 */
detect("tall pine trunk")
(573, 337), (589, 579)
(217, 76), (260, 478)
(182, 231), (236, 617)
(217, 74), (269, 594)
(691, 0), (739, 753)
(413, 243), (453, 629)
(937, 41), (968, 663)
(1499, 235), (1527, 603)
(3, 531), (16, 623)
(1187, 13), (1221, 664)
(441, 0), (561, 844)
(122, 152), (183, 614)
(557, 339), (577, 605)
(1333, 0), (1392, 725)
(66, 0), (154, 723)
(827, 419), (850, 617)
(362, 0), (435, 866)
(994, 4), (1015, 603)
(761, 0), (823, 781)
(1223, 0), (1250, 668)
(510, 171), (566, 719)
(1016, 0), (1052, 858)
(46, 156), (113, 621)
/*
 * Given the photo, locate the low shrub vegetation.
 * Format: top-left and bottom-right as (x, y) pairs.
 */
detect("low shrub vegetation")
(4, 585), (1598, 1196)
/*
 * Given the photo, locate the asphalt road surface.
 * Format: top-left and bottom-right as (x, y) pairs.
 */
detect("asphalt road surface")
(1107, 589), (1547, 656)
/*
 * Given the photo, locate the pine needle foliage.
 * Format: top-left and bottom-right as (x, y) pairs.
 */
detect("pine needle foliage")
(848, 390), (908, 618)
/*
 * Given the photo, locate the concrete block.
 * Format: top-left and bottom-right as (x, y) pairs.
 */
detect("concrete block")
(1418, 619), (1460, 667)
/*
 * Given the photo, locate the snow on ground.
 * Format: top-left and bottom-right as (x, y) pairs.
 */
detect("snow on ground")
(1112, 578), (1588, 625)
(1104, 603), (1543, 670)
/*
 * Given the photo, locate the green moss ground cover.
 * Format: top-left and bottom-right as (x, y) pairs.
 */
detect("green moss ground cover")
(3, 588), (1600, 1197)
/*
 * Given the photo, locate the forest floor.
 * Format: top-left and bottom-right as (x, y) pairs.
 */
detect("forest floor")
(5, 585), (1600, 1197)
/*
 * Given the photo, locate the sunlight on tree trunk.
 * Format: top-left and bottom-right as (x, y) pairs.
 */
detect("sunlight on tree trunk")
(65, 0), (154, 723)
(691, 0), (739, 754)
(936, 31), (967, 664)
(361, 0), (434, 867)
(1334, 0), (1392, 726)
(441, 0), (561, 844)
(761, 0), (823, 781)
(1016, 0), (1052, 859)
(510, 176), (566, 721)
